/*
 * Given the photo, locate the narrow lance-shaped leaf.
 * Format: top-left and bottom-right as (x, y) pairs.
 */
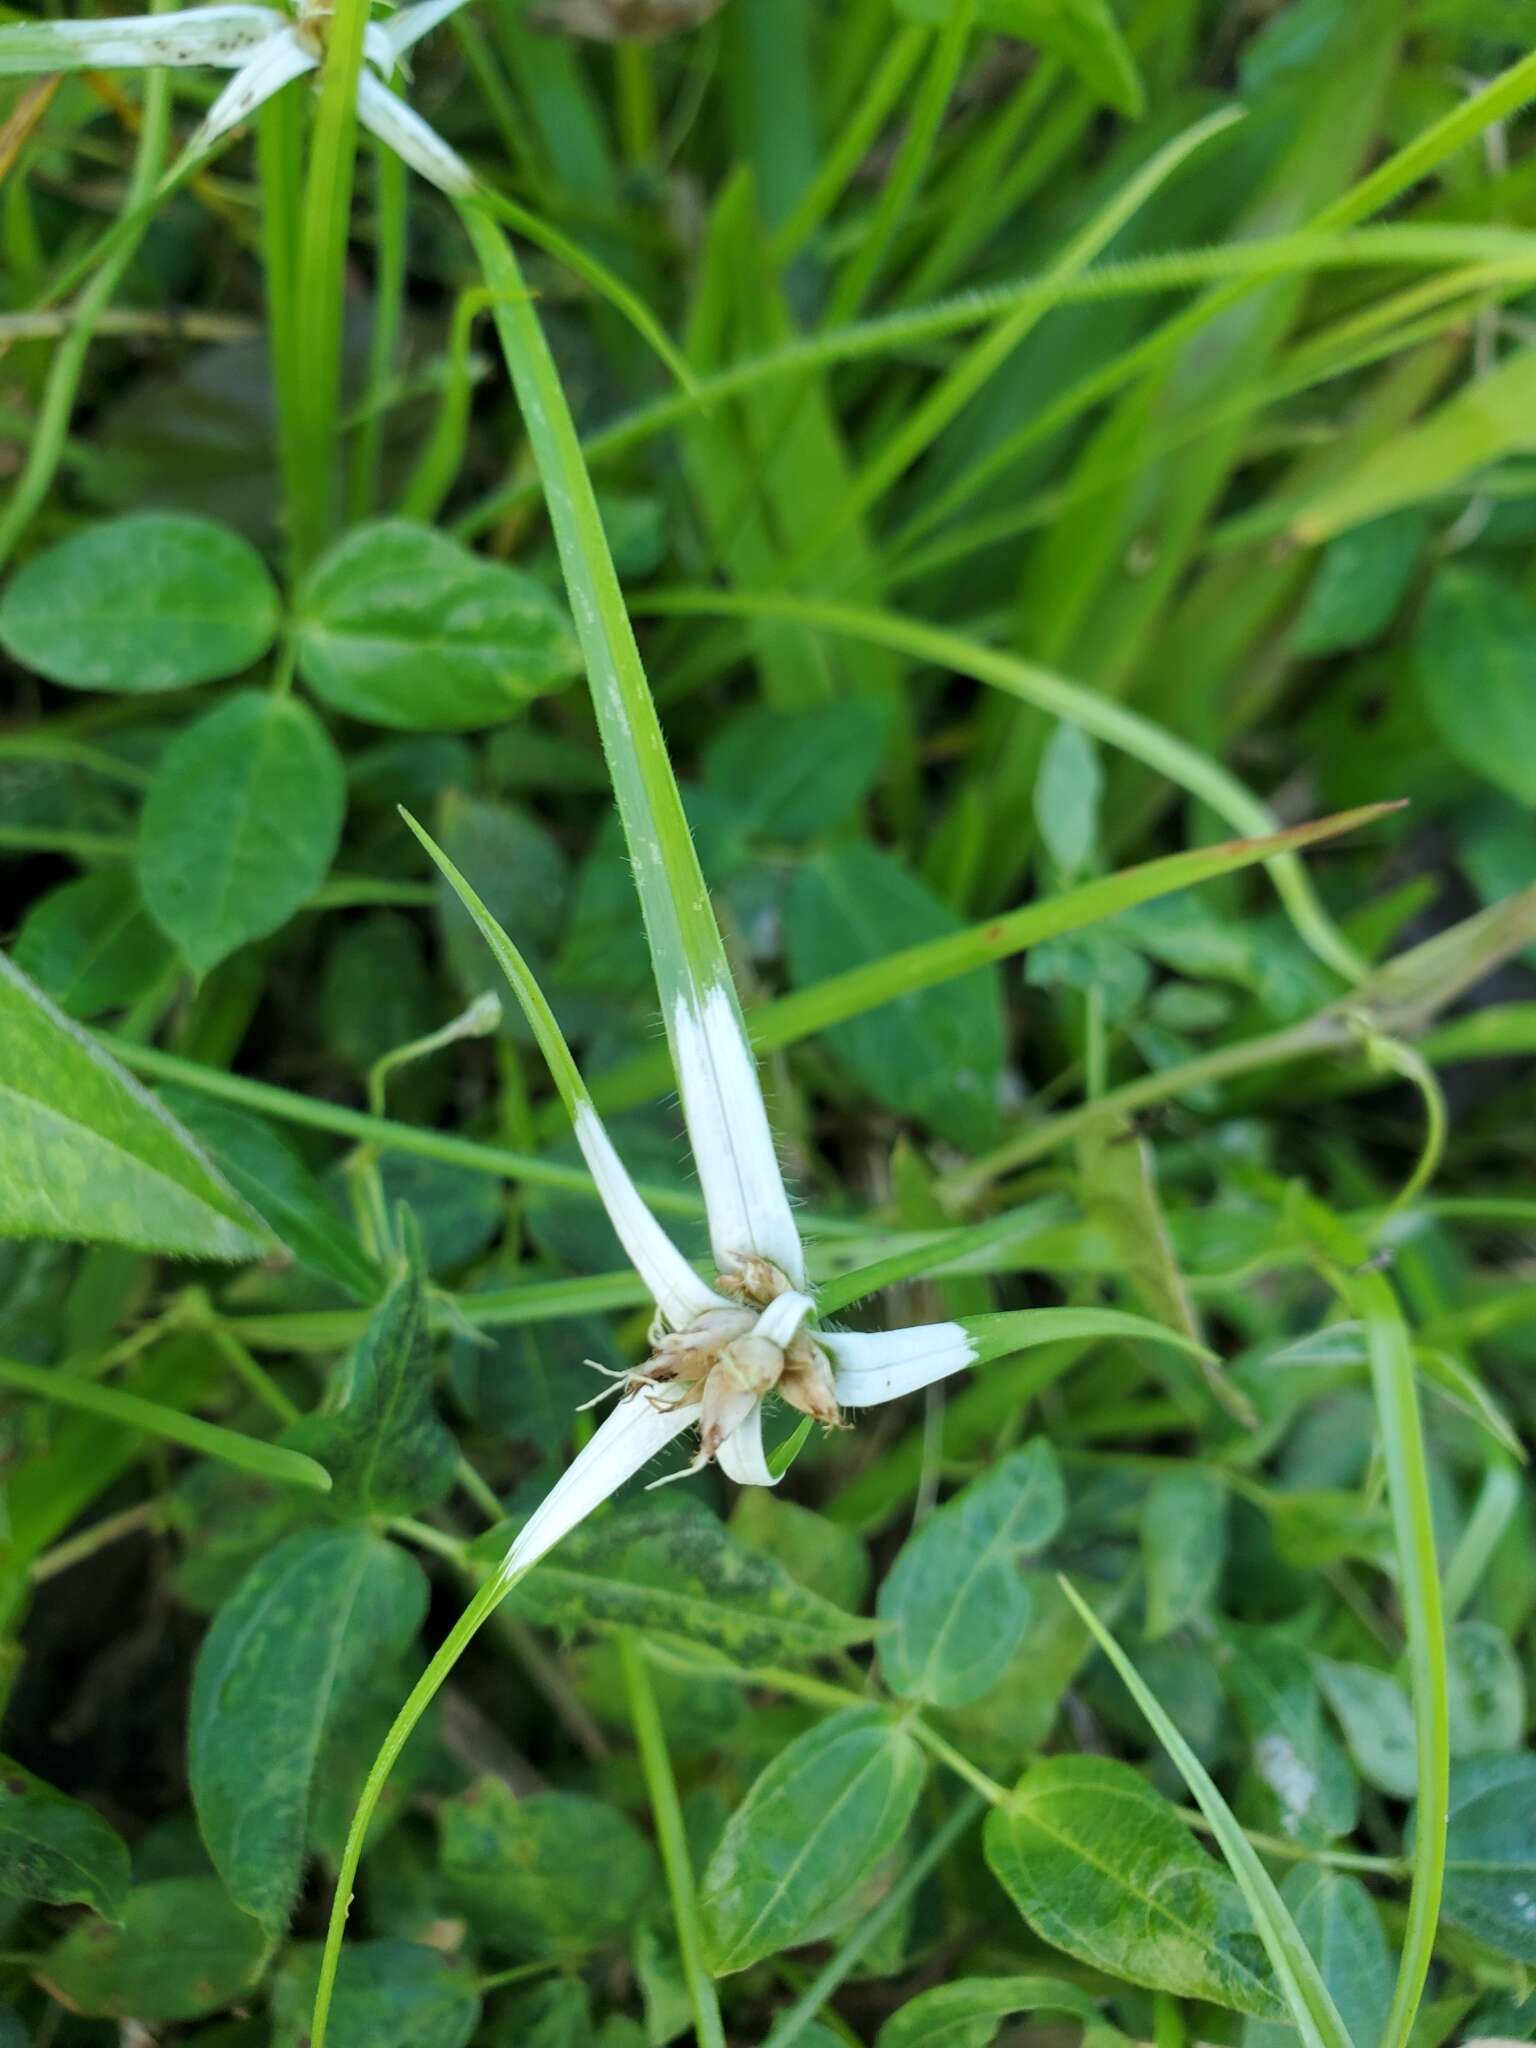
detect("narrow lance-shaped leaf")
(1339, 1266), (1449, 2048)
(0, 1353), (331, 1495)
(457, 207), (803, 1285)
(401, 810), (724, 1332)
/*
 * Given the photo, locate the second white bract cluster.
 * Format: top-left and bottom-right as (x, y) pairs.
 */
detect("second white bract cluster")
(0, 0), (476, 194)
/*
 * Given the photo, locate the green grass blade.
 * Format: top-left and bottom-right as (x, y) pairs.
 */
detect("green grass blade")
(793, 102), (1246, 565)
(0, 58), (169, 569)
(472, 185), (697, 396)
(767, 22), (928, 268)
(619, 1632), (727, 2048)
(289, 0), (373, 565)
(459, 199), (805, 1284)
(638, 589), (1368, 982)
(588, 804), (1399, 1114)
(452, 222), (1536, 539)
(823, 0), (974, 324)
(399, 809), (598, 1133)
(456, 203), (738, 1040)
(0, 1353), (331, 1493)
(1058, 1578), (1355, 2048)
(1338, 1267), (1449, 2048)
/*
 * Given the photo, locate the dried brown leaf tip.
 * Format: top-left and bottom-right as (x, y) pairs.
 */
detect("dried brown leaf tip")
(531, 0), (727, 42)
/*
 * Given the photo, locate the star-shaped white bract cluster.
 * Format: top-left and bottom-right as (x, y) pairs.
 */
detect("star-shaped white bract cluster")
(412, 824), (993, 1583)
(0, 0), (474, 194)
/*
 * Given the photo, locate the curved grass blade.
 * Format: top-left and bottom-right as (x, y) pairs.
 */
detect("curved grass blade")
(588, 805), (1401, 1114)
(311, 1567), (512, 2047)
(473, 186), (697, 397)
(639, 589), (1368, 983)
(0, 1353), (331, 1493)
(453, 221), (1536, 540)
(1058, 1577), (1353, 2048)
(791, 102), (1245, 567)
(400, 808), (723, 1329)
(1336, 1267), (1449, 2048)
(457, 200), (803, 1286)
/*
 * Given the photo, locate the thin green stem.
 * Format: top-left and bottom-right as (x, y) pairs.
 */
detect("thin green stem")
(398, 284), (496, 521)
(761, 1792), (986, 2048)
(822, 5), (970, 321)
(1342, 1268), (1450, 2048)
(0, 57), (169, 567)
(0, 733), (149, 786)
(102, 1034), (708, 1219)
(290, 0), (374, 565)
(905, 1717), (1007, 1805)
(619, 1632), (727, 2048)
(1177, 1807), (1409, 1878)
(311, 1567), (520, 2048)
(615, 41), (657, 167)
(204, 1322), (301, 1426)
(350, 134), (408, 521)
(478, 1959), (562, 1994)
(257, 87), (307, 577)
(30, 1502), (162, 1583)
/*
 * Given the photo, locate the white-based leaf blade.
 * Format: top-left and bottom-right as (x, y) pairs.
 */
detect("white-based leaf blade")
(182, 28), (316, 162)
(403, 810), (724, 1329)
(0, 4), (282, 73)
(673, 985), (805, 1286)
(356, 71), (475, 196)
(503, 1392), (697, 1579)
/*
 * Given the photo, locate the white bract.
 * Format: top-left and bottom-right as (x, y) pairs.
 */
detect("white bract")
(0, 0), (475, 194)
(410, 818), (1009, 1585)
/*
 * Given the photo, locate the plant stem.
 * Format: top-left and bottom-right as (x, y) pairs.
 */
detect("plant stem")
(1344, 1267), (1450, 2048)
(0, 53), (169, 568)
(478, 1958), (562, 1993)
(30, 1502), (161, 1583)
(1177, 1807), (1409, 1877)
(104, 1034), (707, 1218)
(290, 0), (374, 566)
(619, 1631), (727, 2048)
(349, 133), (408, 520)
(311, 1567), (519, 2048)
(905, 1716), (1007, 1805)
(761, 1791), (986, 2048)
(257, 87), (307, 577)
(204, 1320), (301, 1425)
